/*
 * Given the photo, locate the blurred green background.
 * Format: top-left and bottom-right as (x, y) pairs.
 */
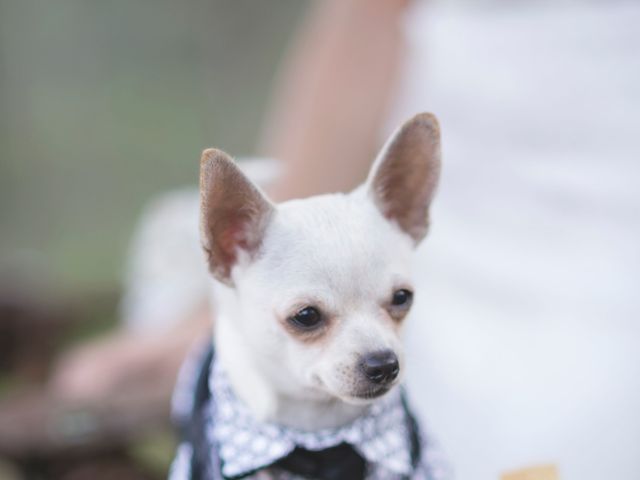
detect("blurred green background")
(0, 0), (308, 295)
(0, 2), (309, 476)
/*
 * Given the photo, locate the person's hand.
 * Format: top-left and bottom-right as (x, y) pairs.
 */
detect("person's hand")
(49, 332), (172, 404)
(49, 308), (210, 406)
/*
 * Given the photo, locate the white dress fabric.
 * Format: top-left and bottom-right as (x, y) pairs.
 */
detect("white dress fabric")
(390, 2), (640, 479)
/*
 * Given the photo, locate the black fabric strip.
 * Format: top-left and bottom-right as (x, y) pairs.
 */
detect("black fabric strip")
(401, 390), (423, 474)
(188, 347), (215, 479)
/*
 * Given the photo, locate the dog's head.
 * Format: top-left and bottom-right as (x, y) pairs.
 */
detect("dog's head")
(200, 113), (440, 406)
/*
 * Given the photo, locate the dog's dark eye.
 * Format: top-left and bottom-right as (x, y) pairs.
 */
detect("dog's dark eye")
(290, 306), (322, 329)
(391, 289), (413, 307)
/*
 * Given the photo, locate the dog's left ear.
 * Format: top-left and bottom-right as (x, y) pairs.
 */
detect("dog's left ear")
(366, 112), (441, 244)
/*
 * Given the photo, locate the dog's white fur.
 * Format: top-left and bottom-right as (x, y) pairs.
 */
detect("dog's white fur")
(201, 113), (441, 431)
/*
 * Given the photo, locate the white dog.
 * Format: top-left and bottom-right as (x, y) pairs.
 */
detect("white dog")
(170, 113), (447, 480)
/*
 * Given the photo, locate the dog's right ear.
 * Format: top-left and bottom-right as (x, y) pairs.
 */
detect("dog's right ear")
(200, 149), (275, 284)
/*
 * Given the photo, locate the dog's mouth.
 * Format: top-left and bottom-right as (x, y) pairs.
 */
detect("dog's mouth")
(313, 371), (398, 404)
(345, 384), (393, 402)
(354, 387), (391, 400)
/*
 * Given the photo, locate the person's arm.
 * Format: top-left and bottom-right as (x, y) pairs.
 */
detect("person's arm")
(262, 0), (409, 201)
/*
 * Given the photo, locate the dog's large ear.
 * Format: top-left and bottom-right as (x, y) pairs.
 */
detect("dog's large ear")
(200, 149), (275, 284)
(366, 113), (441, 244)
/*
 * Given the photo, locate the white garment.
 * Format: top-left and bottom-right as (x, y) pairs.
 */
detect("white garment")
(390, 2), (640, 479)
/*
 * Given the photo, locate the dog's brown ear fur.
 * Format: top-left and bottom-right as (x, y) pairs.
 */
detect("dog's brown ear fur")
(367, 113), (441, 244)
(200, 149), (274, 284)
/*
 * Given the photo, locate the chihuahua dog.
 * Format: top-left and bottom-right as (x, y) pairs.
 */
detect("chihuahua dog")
(171, 113), (444, 480)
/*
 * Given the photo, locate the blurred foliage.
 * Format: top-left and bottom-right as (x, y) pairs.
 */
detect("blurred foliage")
(130, 430), (179, 477)
(0, 0), (308, 294)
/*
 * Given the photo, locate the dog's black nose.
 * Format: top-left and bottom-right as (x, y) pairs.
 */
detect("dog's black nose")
(361, 350), (399, 385)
